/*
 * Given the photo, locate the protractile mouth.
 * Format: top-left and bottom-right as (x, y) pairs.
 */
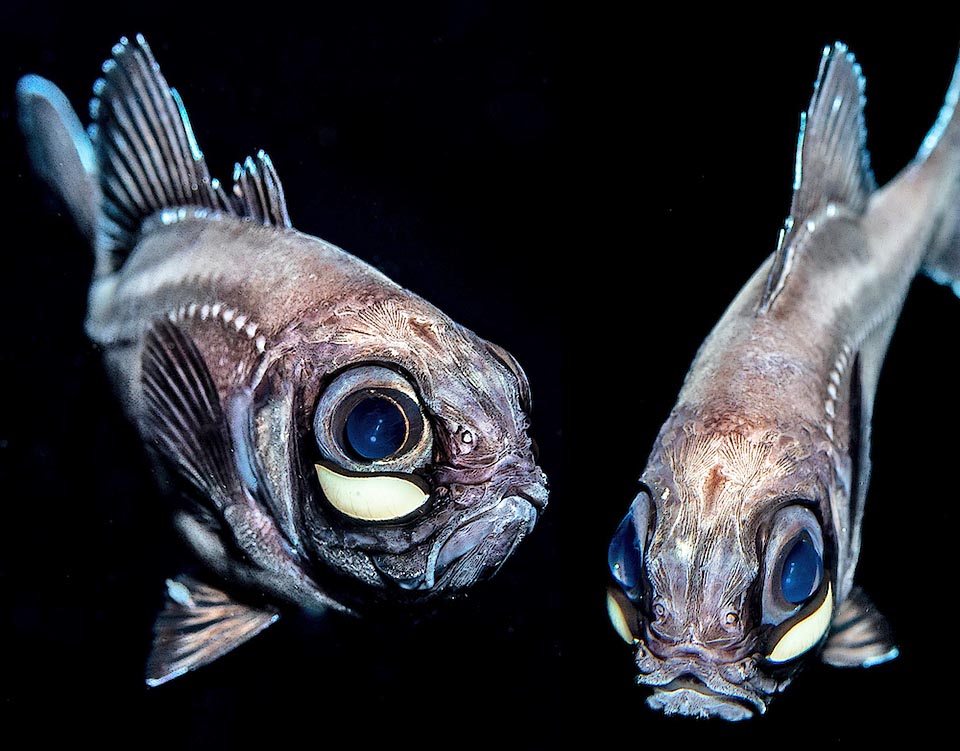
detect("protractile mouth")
(645, 676), (762, 722)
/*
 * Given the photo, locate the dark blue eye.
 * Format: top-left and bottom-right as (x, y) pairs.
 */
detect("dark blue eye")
(780, 532), (822, 604)
(344, 396), (408, 460)
(608, 513), (642, 600)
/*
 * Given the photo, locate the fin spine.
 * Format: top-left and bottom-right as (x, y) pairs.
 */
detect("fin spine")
(90, 34), (292, 272)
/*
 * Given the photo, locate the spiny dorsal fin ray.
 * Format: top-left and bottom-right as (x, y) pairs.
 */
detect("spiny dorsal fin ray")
(90, 34), (291, 270)
(232, 151), (292, 227)
(759, 43), (876, 313)
(146, 575), (279, 687)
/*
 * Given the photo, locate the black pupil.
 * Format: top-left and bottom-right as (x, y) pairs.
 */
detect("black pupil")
(344, 395), (407, 460)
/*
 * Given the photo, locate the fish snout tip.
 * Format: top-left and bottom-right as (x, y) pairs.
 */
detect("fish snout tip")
(505, 479), (549, 513)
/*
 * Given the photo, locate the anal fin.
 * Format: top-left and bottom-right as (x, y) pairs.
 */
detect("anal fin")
(146, 575), (279, 687)
(821, 586), (898, 668)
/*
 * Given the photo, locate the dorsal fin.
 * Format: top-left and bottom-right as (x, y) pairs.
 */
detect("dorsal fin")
(759, 43), (876, 313)
(790, 42), (875, 219)
(90, 34), (292, 270)
(232, 151), (291, 227)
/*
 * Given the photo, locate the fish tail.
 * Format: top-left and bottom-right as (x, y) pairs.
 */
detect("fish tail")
(917, 50), (960, 291)
(16, 74), (104, 271)
(17, 34), (291, 279)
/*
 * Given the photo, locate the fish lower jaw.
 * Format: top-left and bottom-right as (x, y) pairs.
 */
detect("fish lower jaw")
(644, 677), (764, 721)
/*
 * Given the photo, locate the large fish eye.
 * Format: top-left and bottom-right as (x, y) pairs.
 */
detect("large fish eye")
(761, 505), (825, 625)
(780, 531), (822, 604)
(340, 390), (421, 461)
(313, 365), (433, 474)
(608, 490), (652, 602)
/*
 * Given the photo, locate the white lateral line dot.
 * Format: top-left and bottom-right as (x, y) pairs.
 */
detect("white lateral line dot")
(163, 300), (267, 353)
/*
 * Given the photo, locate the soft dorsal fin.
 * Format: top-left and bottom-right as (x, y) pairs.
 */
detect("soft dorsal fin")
(789, 42), (875, 220)
(760, 43), (876, 312)
(90, 34), (292, 269)
(146, 575), (279, 687)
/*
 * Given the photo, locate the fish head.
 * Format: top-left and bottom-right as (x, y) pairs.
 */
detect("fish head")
(252, 294), (547, 607)
(606, 423), (837, 720)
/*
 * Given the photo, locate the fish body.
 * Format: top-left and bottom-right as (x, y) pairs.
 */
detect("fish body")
(606, 43), (960, 719)
(18, 35), (547, 685)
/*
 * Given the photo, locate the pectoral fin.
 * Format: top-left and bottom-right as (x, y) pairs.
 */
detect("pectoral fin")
(142, 319), (241, 513)
(146, 575), (279, 687)
(821, 586), (898, 668)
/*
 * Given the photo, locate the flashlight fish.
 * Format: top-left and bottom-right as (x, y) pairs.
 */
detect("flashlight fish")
(17, 34), (547, 686)
(607, 42), (960, 719)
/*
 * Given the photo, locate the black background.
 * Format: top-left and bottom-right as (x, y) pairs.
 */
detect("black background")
(3, 3), (959, 745)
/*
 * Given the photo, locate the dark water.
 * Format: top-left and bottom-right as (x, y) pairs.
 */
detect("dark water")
(2, 4), (956, 744)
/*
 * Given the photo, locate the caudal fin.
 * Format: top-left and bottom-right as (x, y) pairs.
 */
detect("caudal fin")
(16, 75), (100, 260)
(916, 51), (960, 291)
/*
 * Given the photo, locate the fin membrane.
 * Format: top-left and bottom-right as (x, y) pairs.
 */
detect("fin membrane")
(147, 575), (279, 687)
(141, 319), (239, 511)
(232, 151), (291, 227)
(90, 34), (291, 270)
(789, 42), (875, 221)
(919, 53), (960, 291)
(17, 75), (100, 249)
(760, 42), (876, 312)
(822, 586), (898, 668)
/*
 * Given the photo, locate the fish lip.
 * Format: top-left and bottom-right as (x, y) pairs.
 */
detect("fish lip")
(430, 495), (537, 590)
(369, 495), (538, 594)
(510, 485), (548, 512)
(635, 650), (770, 719)
(645, 678), (761, 721)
